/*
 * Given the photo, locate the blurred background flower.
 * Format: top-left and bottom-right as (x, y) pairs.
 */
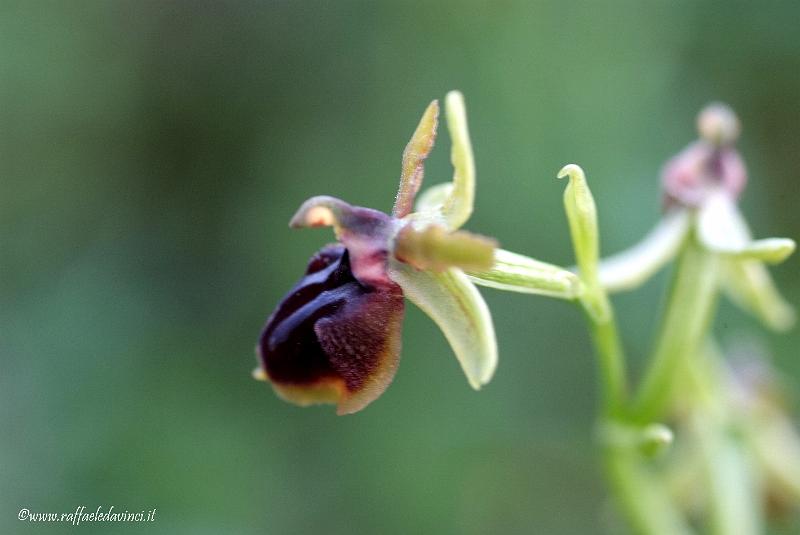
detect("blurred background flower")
(2, 2), (799, 534)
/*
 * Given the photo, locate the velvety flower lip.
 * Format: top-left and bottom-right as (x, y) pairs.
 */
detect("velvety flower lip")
(258, 244), (404, 415)
(255, 91), (503, 414)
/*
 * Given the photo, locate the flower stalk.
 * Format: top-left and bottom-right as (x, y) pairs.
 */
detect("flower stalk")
(632, 234), (720, 423)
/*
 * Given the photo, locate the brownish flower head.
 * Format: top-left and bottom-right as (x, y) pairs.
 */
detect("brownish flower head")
(661, 103), (747, 209)
(255, 92), (500, 415)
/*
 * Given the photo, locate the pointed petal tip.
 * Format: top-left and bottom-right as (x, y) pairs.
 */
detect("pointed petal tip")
(770, 238), (795, 262)
(289, 205), (335, 229)
(559, 163), (601, 292)
(394, 99), (440, 218)
(445, 91), (465, 112)
(464, 358), (495, 391)
(440, 90), (475, 230)
(425, 99), (441, 121)
(288, 196), (348, 229)
(745, 238), (796, 265)
(697, 194), (796, 264)
(468, 366), (495, 391)
(557, 164), (585, 182)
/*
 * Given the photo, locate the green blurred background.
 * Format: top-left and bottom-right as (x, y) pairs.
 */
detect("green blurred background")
(2, 1), (799, 533)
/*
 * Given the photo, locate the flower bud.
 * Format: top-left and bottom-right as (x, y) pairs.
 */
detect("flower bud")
(697, 103), (740, 147)
(559, 164), (610, 323)
(639, 424), (674, 458)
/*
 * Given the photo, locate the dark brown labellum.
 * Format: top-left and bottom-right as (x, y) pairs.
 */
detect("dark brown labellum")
(258, 244), (404, 414)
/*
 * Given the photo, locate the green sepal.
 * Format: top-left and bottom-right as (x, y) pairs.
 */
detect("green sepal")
(388, 259), (497, 389)
(466, 249), (582, 300)
(596, 210), (691, 293)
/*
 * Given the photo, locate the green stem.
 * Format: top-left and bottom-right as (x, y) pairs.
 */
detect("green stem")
(685, 343), (762, 535)
(582, 297), (690, 534)
(577, 231), (701, 534)
(605, 448), (693, 535)
(586, 297), (627, 417)
(631, 235), (719, 422)
(575, 253), (689, 534)
(696, 419), (762, 535)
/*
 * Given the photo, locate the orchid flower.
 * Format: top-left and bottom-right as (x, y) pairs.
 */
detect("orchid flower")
(595, 103), (796, 331)
(255, 92), (507, 414)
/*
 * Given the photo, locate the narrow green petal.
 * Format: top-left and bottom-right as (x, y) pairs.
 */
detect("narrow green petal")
(728, 238), (796, 264)
(440, 91), (475, 230)
(393, 100), (439, 218)
(721, 258), (795, 331)
(698, 192), (796, 264)
(404, 91), (475, 230)
(559, 164), (599, 281)
(558, 164), (610, 323)
(467, 249), (582, 299)
(696, 192), (796, 330)
(597, 210), (691, 293)
(388, 260), (497, 389)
